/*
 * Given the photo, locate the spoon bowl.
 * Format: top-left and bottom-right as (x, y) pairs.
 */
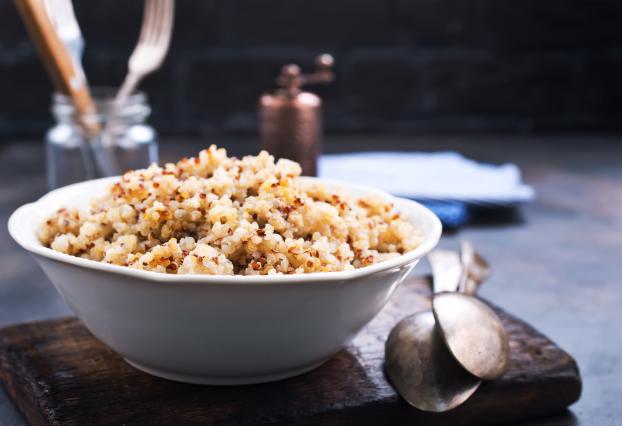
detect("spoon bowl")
(385, 310), (481, 412)
(433, 292), (509, 380)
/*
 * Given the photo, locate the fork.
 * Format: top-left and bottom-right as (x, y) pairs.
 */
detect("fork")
(114, 0), (174, 106)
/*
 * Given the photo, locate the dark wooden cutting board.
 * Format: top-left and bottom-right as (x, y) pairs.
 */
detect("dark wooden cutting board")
(0, 276), (581, 426)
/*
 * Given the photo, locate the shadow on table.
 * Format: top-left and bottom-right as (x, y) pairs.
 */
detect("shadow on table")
(470, 206), (526, 227)
(442, 206), (526, 234)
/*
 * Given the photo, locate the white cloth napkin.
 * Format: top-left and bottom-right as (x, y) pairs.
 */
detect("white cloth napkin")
(318, 151), (534, 205)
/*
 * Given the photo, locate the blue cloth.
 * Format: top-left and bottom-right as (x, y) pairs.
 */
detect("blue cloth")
(418, 201), (471, 229)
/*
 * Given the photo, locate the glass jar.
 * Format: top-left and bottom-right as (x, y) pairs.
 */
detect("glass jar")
(46, 88), (158, 189)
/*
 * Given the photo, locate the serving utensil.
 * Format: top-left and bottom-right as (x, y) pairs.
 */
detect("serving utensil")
(97, 0), (174, 175)
(432, 293), (509, 381)
(385, 243), (509, 412)
(15, 0), (96, 121)
(385, 248), (481, 411)
(44, 0), (86, 86)
(15, 0), (98, 179)
(114, 0), (174, 106)
(435, 242), (509, 380)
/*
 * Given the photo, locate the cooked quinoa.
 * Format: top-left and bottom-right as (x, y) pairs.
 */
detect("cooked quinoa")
(37, 146), (420, 275)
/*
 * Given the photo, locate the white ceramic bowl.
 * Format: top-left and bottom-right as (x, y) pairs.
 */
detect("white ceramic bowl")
(8, 176), (441, 385)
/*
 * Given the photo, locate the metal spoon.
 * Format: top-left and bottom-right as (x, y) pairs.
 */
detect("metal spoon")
(385, 244), (508, 412)
(433, 293), (509, 381)
(385, 248), (481, 411)
(385, 309), (482, 412)
(434, 242), (509, 381)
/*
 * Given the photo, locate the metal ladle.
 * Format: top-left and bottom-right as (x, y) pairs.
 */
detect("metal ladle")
(384, 242), (509, 412)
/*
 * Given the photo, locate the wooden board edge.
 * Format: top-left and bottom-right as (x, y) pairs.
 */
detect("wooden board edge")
(0, 326), (58, 426)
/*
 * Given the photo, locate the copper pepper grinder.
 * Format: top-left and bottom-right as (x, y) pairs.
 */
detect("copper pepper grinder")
(259, 54), (334, 176)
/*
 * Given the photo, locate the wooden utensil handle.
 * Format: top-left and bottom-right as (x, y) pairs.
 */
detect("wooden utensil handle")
(14, 0), (99, 133)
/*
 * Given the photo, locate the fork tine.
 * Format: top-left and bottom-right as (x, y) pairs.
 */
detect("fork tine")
(160, 0), (174, 48)
(161, 1), (175, 56)
(147, 0), (166, 45)
(138, 0), (157, 45)
(152, 0), (173, 49)
(159, 0), (174, 45)
(115, 0), (175, 104)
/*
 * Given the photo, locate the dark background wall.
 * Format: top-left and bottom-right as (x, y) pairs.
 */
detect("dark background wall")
(1, 0), (621, 139)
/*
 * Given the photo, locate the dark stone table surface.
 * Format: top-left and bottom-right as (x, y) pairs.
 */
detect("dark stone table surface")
(1, 135), (620, 425)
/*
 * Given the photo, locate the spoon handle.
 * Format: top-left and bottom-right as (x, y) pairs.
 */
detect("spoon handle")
(459, 241), (491, 296)
(428, 242), (491, 297)
(428, 249), (462, 294)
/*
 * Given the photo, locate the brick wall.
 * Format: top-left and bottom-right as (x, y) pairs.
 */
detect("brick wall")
(0, 0), (621, 138)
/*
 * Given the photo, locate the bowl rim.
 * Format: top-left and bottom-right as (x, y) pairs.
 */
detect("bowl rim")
(8, 176), (442, 285)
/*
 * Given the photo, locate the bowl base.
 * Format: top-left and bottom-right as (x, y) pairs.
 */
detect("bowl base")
(124, 358), (328, 385)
